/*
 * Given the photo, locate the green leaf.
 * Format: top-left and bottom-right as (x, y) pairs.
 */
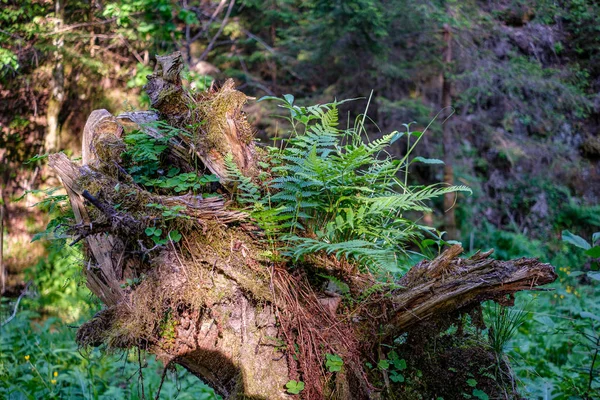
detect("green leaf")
(588, 271), (600, 281)
(285, 380), (305, 394)
(258, 95), (286, 103)
(325, 353), (344, 372)
(284, 94), (295, 105)
(472, 389), (489, 400)
(25, 153), (49, 164)
(395, 358), (407, 371)
(562, 230), (591, 250)
(169, 230), (182, 243)
(466, 378), (477, 387)
(31, 232), (46, 242)
(411, 156), (444, 165)
(377, 359), (390, 370)
(145, 227), (155, 236)
(390, 371), (405, 383)
(585, 246), (600, 258)
(580, 311), (600, 322)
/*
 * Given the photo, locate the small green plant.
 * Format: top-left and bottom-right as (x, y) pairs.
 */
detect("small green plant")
(465, 379), (489, 400)
(121, 121), (217, 196)
(146, 203), (189, 220)
(377, 350), (407, 383)
(227, 95), (471, 274)
(143, 168), (219, 193)
(144, 226), (166, 246)
(159, 309), (178, 343)
(562, 230), (600, 281)
(285, 379), (305, 395)
(120, 275), (144, 289)
(484, 301), (528, 357)
(169, 230), (182, 243)
(325, 353), (343, 372)
(144, 226), (182, 246)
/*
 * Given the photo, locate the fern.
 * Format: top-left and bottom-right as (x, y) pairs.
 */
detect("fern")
(224, 153), (297, 236)
(284, 236), (398, 273)
(224, 153), (261, 205)
(226, 95), (472, 274)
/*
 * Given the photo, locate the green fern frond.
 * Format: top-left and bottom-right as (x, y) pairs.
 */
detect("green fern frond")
(234, 95), (473, 274)
(364, 185), (472, 215)
(224, 153), (261, 205)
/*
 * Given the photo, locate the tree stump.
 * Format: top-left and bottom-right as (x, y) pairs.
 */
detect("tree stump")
(49, 52), (556, 399)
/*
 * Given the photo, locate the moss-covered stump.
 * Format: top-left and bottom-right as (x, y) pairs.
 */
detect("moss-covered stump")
(49, 52), (556, 400)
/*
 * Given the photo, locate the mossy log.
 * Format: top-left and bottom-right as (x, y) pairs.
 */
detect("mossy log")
(49, 52), (557, 399)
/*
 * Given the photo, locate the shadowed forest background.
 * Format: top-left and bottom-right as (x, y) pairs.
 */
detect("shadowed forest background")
(0, 0), (599, 398)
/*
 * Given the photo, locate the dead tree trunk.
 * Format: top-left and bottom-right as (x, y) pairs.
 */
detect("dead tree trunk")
(49, 52), (556, 399)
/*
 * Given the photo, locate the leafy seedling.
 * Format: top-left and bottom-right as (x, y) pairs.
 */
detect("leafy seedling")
(325, 353), (343, 372)
(285, 380), (305, 395)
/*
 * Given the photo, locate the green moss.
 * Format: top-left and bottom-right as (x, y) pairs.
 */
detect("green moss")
(193, 79), (252, 154)
(159, 309), (177, 345)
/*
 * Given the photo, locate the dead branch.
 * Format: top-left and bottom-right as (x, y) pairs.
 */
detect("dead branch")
(381, 245), (557, 338)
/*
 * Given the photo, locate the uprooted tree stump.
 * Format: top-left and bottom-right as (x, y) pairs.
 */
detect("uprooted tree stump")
(49, 52), (556, 399)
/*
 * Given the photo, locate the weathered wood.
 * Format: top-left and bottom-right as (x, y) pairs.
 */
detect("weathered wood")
(48, 52), (557, 400)
(49, 152), (125, 306)
(383, 245), (557, 338)
(143, 51), (257, 180)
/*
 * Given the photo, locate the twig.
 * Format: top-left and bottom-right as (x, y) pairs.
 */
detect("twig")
(138, 347), (146, 400)
(1, 281), (32, 327)
(39, 15), (139, 36)
(242, 29), (276, 55)
(82, 190), (117, 218)
(0, 29), (25, 41)
(154, 360), (174, 400)
(189, 0), (228, 43)
(199, 0), (235, 61)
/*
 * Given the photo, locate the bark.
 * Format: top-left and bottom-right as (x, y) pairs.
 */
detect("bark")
(48, 52), (557, 399)
(441, 22), (458, 240)
(44, 0), (66, 153)
(0, 205), (4, 295)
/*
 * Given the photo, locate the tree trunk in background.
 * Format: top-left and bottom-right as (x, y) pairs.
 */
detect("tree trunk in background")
(0, 205), (4, 295)
(44, 0), (65, 153)
(441, 22), (458, 241)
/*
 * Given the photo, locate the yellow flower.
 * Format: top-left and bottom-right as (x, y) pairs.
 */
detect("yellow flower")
(24, 355), (30, 361)
(560, 295), (565, 299)
(51, 379), (57, 385)
(53, 371), (58, 377)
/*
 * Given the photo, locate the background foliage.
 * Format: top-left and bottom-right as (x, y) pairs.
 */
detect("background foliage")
(1, 0), (599, 398)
